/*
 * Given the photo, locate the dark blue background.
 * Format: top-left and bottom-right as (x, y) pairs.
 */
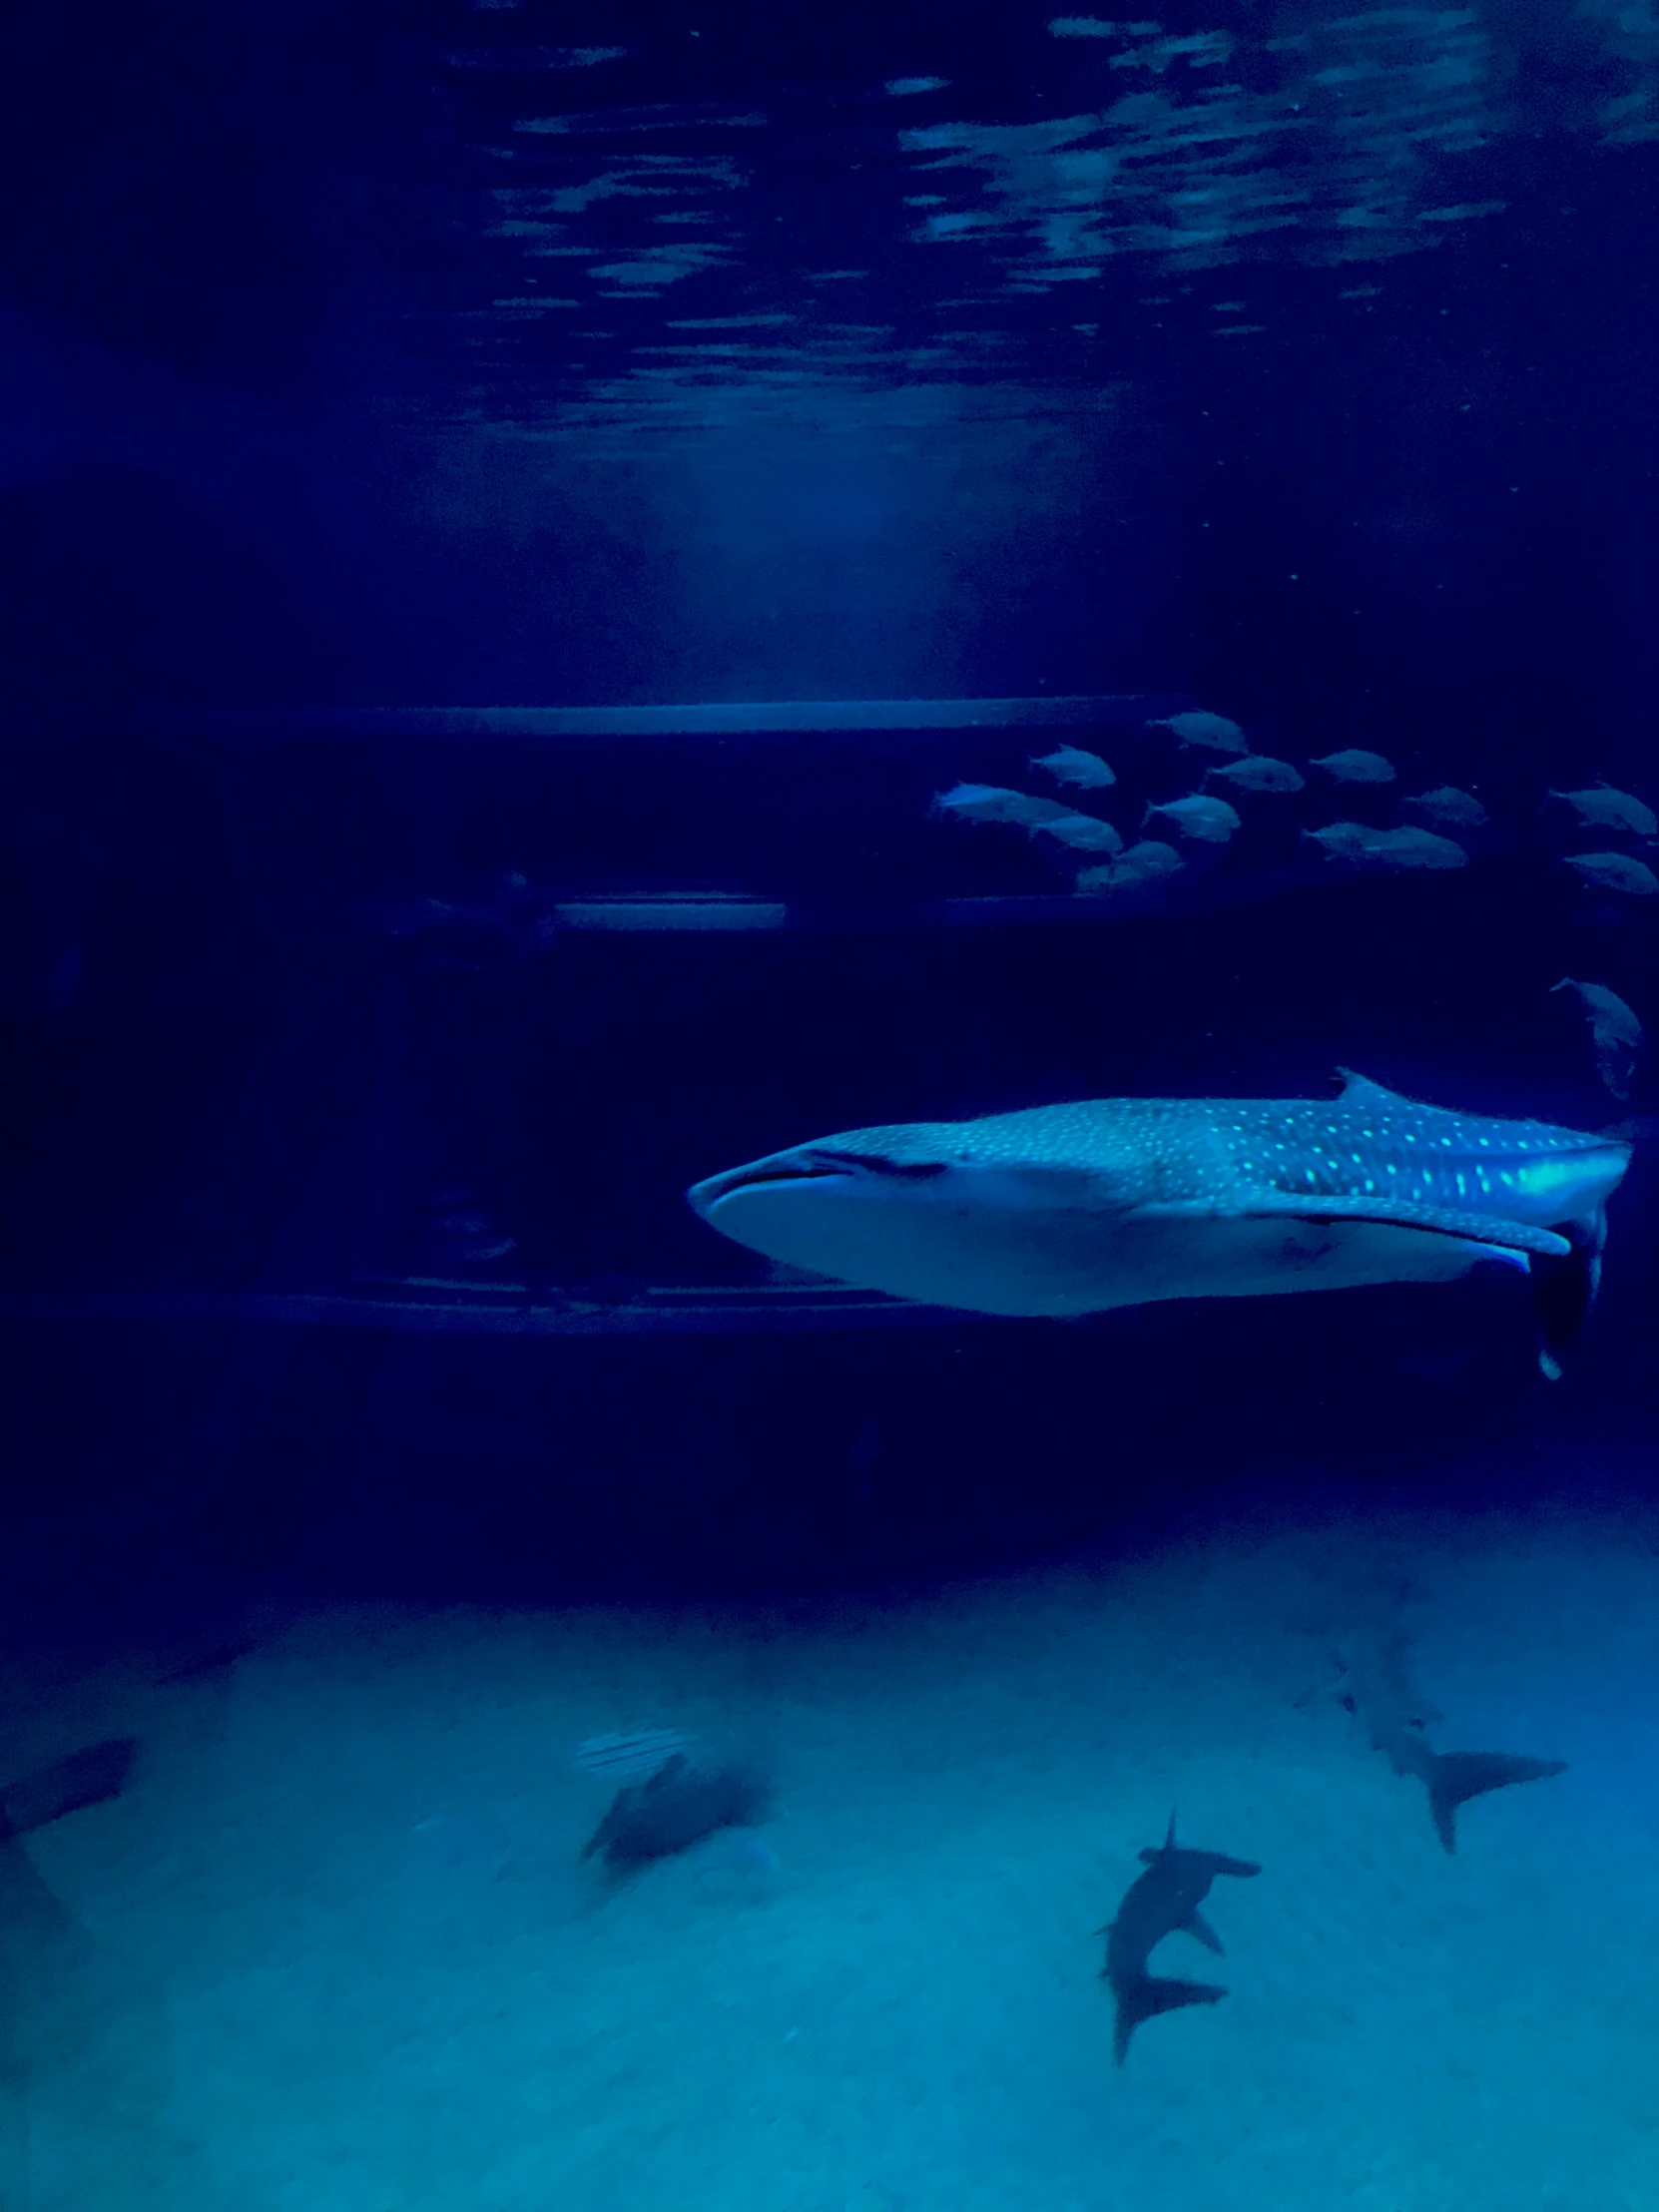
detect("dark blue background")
(1, 0), (1654, 1654)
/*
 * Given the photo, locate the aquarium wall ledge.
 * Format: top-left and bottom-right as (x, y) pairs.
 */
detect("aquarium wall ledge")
(0, 1283), (990, 1337)
(167, 697), (1187, 740)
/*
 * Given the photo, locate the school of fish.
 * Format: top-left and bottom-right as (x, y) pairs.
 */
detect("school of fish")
(931, 713), (1651, 1100)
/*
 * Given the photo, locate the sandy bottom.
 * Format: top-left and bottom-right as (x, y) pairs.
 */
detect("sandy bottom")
(5, 1497), (1659, 2211)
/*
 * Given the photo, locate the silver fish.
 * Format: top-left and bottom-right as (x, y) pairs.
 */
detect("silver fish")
(1345, 826), (1468, 871)
(1304, 822), (1391, 860)
(1552, 979), (1643, 1101)
(933, 783), (1073, 828)
(1206, 756), (1306, 795)
(1304, 823), (1466, 870)
(1147, 711), (1249, 755)
(1564, 851), (1659, 896)
(1144, 795), (1242, 844)
(1076, 838), (1184, 891)
(1031, 812), (1125, 854)
(687, 1072), (1631, 1378)
(1312, 749), (1396, 785)
(932, 783), (1024, 824)
(1403, 786), (1488, 830)
(1032, 745), (1116, 791)
(1550, 785), (1659, 838)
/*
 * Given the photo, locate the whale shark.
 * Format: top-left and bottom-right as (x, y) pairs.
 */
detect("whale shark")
(687, 1072), (1631, 1376)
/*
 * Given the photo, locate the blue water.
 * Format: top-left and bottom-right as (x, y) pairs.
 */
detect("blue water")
(1, 0), (1656, 2202)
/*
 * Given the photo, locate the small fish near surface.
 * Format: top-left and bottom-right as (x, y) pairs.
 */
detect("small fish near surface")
(1552, 978), (1644, 1101)
(580, 1752), (772, 1872)
(1099, 1814), (1261, 2064)
(1144, 795), (1242, 845)
(1548, 784), (1659, 838)
(1403, 786), (1489, 830)
(1032, 745), (1116, 791)
(1311, 748), (1396, 785)
(1145, 710), (1249, 755)
(686, 1070), (1632, 1379)
(1563, 851), (1659, 896)
(1329, 1625), (1565, 1854)
(1205, 755), (1306, 795)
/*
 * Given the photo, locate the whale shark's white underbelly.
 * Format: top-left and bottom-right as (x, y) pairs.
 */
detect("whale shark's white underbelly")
(702, 1178), (1523, 1318)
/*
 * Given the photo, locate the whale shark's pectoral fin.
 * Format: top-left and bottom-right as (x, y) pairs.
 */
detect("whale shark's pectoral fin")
(1140, 1191), (1572, 1260)
(1179, 1908), (1224, 1954)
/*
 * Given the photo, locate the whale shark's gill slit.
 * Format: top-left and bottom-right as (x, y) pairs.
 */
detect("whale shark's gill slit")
(720, 1151), (951, 1194)
(806, 1151), (952, 1182)
(728, 1164), (847, 1190)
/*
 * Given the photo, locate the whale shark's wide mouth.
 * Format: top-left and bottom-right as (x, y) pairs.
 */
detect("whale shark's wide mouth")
(687, 1148), (948, 1221)
(687, 1155), (844, 1223)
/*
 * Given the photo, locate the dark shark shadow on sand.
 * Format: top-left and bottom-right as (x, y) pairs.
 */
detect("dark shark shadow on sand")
(1099, 1815), (1261, 2064)
(0, 1738), (190, 2201)
(1330, 1624), (1566, 1853)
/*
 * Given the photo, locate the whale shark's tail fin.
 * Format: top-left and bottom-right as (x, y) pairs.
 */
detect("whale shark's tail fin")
(1425, 1750), (1567, 1854)
(1111, 1971), (1227, 2065)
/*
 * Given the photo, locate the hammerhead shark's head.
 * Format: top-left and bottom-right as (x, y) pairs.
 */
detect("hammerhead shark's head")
(687, 1072), (1631, 1376)
(1100, 1815), (1261, 2064)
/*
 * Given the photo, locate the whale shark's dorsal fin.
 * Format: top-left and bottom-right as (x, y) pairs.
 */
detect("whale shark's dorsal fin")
(1336, 1069), (1407, 1107)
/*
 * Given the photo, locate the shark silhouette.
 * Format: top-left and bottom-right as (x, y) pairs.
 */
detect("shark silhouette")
(1100, 1814), (1261, 2064)
(688, 1072), (1631, 1376)
(0, 1739), (137, 1841)
(1332, 1626), (1566, 1854)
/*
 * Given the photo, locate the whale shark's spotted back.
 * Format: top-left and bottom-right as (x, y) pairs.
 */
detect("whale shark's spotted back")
(909, 1073), (1623, 1226)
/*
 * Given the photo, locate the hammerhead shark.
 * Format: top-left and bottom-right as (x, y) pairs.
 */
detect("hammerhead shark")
(1100, 1815), (1261, 2064)
(688, 1071), (1631, 1376)
(1331, 1625), (1566, 1853)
